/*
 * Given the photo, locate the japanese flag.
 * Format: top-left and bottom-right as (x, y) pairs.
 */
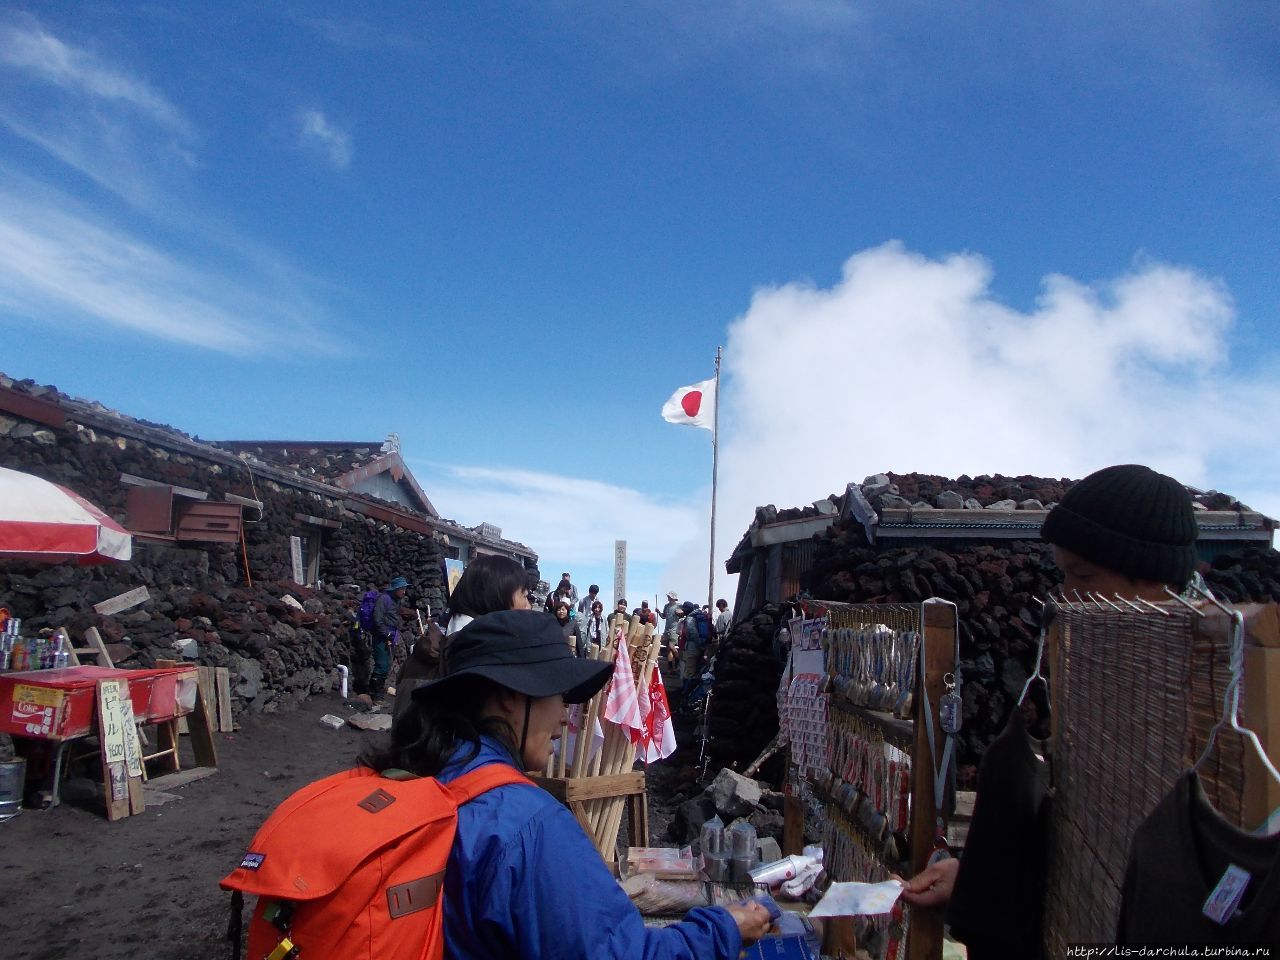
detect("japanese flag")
(661, 378), (716, 430)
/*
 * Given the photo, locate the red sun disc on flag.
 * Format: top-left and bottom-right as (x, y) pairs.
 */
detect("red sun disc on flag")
(681, 391), (703, 417)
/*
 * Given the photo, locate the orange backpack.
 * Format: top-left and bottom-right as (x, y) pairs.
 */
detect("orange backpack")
(220, 763), (529, 960)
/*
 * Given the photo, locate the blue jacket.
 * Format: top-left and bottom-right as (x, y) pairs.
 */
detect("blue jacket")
(438, 737), (742, 960)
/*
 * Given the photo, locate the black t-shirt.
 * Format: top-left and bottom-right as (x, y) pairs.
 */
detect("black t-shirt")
(948, 707), (1051, 960)
(1117, 771), (1280, 946)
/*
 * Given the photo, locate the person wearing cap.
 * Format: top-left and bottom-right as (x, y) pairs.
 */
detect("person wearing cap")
(661, 591), (682, 663)
(901, 464), (1199, 956)
(370, 575), (409, 703)
(365, 610), (771, 958)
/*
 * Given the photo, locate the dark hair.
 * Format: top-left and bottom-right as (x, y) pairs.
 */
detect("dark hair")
(590, 600), (603, 613)
(448, 555), (530, 620)
(360, 676), (517, 777)
(588, 584), (599, 593)
(716, 599), (728, 608)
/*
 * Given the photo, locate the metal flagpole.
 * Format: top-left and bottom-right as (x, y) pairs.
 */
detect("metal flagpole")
(708, 346), (721, 612)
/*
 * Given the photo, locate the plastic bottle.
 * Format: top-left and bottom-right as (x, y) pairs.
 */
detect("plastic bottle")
(700, 815), (727, 882)
(11, 636), (26, 672)
(728, 820), (759, 883)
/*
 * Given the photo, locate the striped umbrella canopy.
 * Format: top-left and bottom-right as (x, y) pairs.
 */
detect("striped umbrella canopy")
(0, 466), (132, 564)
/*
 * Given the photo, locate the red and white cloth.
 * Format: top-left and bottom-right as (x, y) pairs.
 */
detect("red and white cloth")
(602, 632), (644, 744)
(661, 378), (716, 430)
(638, 665), (678, 764)
(0, 466), (131, 564)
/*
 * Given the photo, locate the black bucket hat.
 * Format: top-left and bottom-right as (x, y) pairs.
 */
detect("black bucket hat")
(413, 610), (612, 704)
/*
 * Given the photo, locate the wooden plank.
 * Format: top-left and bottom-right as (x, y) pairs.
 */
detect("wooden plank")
(626, 789), (650, 847)
(145, 767), (217, 791)
(907, 600), (957, 960)
(215, 667), (234, 732)
(70, 627), (114, 668)
(96, 679), (144, 821)
(92, 586), (151, 617)
(185, 672), (219, 768)
(782, 790), (805, 856)
(530, 772), (645, 804)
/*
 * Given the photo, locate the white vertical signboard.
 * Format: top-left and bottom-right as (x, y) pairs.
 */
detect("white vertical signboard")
(289, 535), (304, 584)
(613, 540), (627, 605)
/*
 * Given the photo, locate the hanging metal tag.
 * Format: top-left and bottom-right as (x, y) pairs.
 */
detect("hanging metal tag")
(939, 672), (962, 734)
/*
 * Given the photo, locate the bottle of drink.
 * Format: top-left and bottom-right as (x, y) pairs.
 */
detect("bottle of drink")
(11, 636), (26, 672)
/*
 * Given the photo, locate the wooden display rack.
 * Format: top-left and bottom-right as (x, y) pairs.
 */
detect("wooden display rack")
(781, 598), (958, 960)
(531, 770), (650, 853)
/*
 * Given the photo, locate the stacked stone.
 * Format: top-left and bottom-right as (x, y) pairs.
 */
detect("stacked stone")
(717, 472), (1279, 783)
(0, 378), (446, 719)
(701, 604), (790, 772)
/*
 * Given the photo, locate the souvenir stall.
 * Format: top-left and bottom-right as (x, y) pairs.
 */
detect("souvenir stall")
(778, 598), (958, 960)
(1042, 594), (1280, 949)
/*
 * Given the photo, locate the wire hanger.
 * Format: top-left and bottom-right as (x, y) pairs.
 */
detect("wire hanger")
(1188, 593), (1280, 795)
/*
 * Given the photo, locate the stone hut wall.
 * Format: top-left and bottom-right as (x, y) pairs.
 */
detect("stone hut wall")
(0, 384), (447, 718)
(709, 473), (1280, 783)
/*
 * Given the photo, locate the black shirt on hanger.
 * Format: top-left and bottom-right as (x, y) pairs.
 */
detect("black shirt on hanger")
(1117, 771), (1280, 946)
(947, 706), (1051, 960)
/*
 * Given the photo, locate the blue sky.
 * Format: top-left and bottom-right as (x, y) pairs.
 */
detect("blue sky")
(1, 2), (1277, 606)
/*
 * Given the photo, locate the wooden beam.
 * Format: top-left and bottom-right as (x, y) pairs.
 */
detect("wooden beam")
(92, 586), (151, 617)
(530, 771), (645, 804)
(907, 600), (957, 960)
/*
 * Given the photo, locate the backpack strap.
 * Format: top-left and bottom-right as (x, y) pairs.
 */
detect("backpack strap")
(444, 763), (531, 805)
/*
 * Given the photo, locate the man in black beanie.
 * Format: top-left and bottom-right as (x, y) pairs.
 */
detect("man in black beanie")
(1040, 463), (1198, 599)
(901, 464), (1200, 933)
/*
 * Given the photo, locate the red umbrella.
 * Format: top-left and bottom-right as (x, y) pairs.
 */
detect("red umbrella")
(0, 466), (132, 564)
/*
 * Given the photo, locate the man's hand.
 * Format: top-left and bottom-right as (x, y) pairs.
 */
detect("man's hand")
(724, 901), (772, 946)
(898, 856), (959, 910)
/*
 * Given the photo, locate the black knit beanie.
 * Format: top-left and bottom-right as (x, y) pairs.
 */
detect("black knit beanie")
(1041, 464), (1197, 587)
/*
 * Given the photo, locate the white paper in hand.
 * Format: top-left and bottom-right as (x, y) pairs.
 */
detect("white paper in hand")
(808, 879), (904, 917)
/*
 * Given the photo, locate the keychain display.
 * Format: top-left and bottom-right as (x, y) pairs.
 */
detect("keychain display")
(825, 804), (910, 960)
(827, 708), (913, 873)
(825, 624), (920, 718)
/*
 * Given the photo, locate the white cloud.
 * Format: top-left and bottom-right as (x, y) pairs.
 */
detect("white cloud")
(297, 109), (352, 169)
(0, 179), (336, 355)
(0, 21), (191, 134)
(413, 462), (703, 605)
(0, 19), (196, 205)
(661, 242), (1280, 599)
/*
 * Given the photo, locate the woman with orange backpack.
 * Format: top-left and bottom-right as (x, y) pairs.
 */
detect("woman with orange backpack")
(370, 610), (771, 958)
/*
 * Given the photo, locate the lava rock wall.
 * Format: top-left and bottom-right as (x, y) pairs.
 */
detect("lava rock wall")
(0, 383), (447, 718)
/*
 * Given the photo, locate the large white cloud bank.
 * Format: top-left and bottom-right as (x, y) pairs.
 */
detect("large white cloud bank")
(664, 242), (1279, 600)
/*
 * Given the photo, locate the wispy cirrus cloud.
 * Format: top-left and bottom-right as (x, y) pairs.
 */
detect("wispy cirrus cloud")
(0, 17), (341, 355)
(0, 176), (336, 355)
(297, 109), (353, 169)
(0, 18), (197, 205)
(0, 20), (192, 135)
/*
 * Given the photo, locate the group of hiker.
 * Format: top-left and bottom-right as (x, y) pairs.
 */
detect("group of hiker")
(347, 564), (736, 716)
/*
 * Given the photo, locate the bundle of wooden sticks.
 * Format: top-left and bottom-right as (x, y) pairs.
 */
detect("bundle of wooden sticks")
(542, 613), (662, 858)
